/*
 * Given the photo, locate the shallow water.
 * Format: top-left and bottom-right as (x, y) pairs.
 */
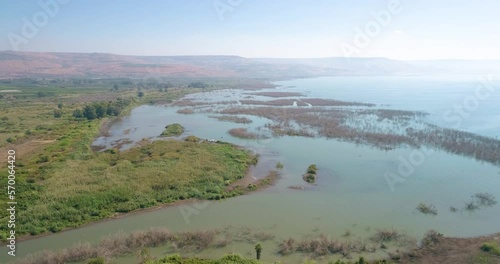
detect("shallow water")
(8, 76), (500, 263)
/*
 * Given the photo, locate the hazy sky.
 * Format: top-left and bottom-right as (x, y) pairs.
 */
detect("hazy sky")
(1, 0), (500, 60)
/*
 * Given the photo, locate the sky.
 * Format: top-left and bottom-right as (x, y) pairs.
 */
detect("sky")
(1, 0), (500, 60)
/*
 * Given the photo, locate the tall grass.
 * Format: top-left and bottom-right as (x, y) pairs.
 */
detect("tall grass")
(0, 80), (259, 239)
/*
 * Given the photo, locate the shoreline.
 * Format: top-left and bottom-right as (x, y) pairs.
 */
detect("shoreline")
(11, 156), (278, 244)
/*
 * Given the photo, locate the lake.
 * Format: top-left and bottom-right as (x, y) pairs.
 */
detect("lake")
(8, 76), (500, 263)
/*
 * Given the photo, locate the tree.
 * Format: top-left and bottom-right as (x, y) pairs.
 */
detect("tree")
(94, 103), (107, 118)
(57, 102), (63, 109)
(188, 81), (208, 88)
(83, 105), (97, 120)
(254, 243), (262, 260)
(53, 109), (62, 118)
(112, 83), (119, 92)
(72, 109), (83, 118)
(138, 91), (144, 97)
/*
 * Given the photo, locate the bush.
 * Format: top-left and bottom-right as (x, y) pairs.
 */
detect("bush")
(184, 135), (200, 142)
(307, 164), (317, 174)
(421, 230), (443, 247)
(53, 109), (63, 118)
(480, 242), (500, 255)
(303, 173), (316, 183)
(303, 164), (318, 183)
(161, 123), (184, 137)
(416, 202), (438, 215)
(371, 228), (401, 243)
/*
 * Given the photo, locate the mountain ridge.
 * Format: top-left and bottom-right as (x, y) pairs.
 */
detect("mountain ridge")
(1, 51), (499, 79)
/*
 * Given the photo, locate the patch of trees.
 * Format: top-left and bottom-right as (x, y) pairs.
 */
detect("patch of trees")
(73, 98), (132, 120)
(188, 81), (209, 88)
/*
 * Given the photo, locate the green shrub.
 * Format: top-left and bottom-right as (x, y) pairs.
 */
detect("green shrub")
(87, 257), (106, 264)
(161, 123), (184, 137)
(185, 135), (200, 142)
(480, 242), (500, 255)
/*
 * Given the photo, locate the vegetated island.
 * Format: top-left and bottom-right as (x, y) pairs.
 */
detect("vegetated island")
(161, 123), (184, 137)
(303, 164), (318, 183)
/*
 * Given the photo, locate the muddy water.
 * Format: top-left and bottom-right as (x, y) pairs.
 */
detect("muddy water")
(7, 76), (500, 263)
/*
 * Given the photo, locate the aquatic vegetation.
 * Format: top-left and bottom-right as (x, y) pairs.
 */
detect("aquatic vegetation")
(421, 230), (443, 247)
(371, 229), (401, 243)
(161, 123), (184, 137)
(300, 98), (374, 107)
(265, 123), (315, 137)
(240, 99), (308, 106)
(276, 162), (284, 169)
(177, 108), (194, 114)
(208, 115), (252, 124)
(253, 231), (275, 242)
(303, 164), (318, 183)
(248, 91), (305, 98)
(465, 200), (480, 211)
(280, 234), (380, 258)
(218, 106), (500, 165)
(228, 128), (261, 139)
(474, 193), (497, 206)
(278, 238), (297, 255)
(416, 202), (438, 215)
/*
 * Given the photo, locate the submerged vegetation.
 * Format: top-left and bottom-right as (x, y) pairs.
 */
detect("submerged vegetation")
(228, 128), (262, 139)
(416, 202), (438, 215)
(208, 115), (253, 124)
(248, 91), (305, 98)
(217, 106), (500, 165)
(161, 123), (185, 136)
(474, 192), (497, 206)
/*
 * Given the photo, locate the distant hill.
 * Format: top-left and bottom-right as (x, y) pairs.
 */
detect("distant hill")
(1, 51), (499, 79)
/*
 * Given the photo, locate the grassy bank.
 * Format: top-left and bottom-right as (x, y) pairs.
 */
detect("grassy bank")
(0, 78), (259, 240)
